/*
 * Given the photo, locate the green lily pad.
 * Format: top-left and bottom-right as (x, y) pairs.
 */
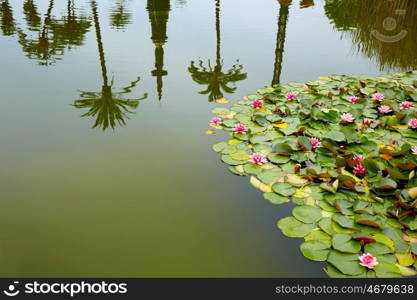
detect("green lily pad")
(293, 206), (322, 224)
(300, 240), (330, 261)
(277, 217), (315, 238)
(327, 250), (366, 276)
(332, 234), (361, 254)
(263, 193), (289, 205)
(272, 182), (296, 197)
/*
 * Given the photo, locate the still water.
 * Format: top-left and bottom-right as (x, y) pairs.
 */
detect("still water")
(0, 0), (416, 277)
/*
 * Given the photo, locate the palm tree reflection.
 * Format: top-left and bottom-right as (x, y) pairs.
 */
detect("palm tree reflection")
(17, 0), (65, 65)
(325, 0), (417, 71)
(73, 0), (147, 131)
(188, 0), (247, 102)
(23, 0), (41, 31)
(110, 0), (132, 30)
(17, 0), (91, 65)
(0, 0), (16, 36)
(51, 0), (91, 50)
(272, 0), (291, 86)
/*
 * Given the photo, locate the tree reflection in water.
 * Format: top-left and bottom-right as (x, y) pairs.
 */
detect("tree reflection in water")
(325, 0), (417, 71)
(110, 0), (132, 30)
(0, 0), (16, 36)
(188, 0), (247, 102)
(73, 0), (147, 131)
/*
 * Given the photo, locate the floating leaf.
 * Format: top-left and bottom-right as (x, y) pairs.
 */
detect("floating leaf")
(293, 206), (322, 224)
(327, 251), (366, 276)
(277, 217), (315, 238)
(300, 241), (330, 261)
(263, 193), (289, 205)
(272, 182), (296, 197)
(332, 234), (361, 254)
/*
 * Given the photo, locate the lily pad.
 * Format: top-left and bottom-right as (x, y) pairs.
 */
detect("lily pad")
(277, 217), (315, 238)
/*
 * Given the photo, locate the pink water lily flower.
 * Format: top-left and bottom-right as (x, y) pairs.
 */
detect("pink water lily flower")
(400, 101), (412, 110)
(412, 146), (417, 155)
(372, 93), (384, 102)
(353, 163), (366, 177)
(309, 137), (321, 149)
(349, 96), (359, 104)
(409, 119), (417, 129)
(251, 100), (263, 109)
(210, 116), (222, 126)
(353, 155), (365, 163)
(341, 113), (355, 123)
(233, 123), (247, 134)
(378, 105), (392, 114)
(359, 253), (378, 269)
(286, 92), (297, 100)
(249, 152), (268, 165)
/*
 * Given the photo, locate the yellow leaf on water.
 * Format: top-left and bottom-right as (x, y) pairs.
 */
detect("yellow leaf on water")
(272, 123), (289, 129)
(218, 111), (236, 119)
(210, 124), (222, 129)
(319, 76), (331, 81)
(205, 130), (214, 135)
(216, 98), (229, 104)
(391, 124), (409, 130)
(250, 176), (272, 193)
(228, 139), (242, 145)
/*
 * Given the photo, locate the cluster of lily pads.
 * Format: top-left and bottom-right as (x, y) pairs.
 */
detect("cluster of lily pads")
(210, 71), (417, 277)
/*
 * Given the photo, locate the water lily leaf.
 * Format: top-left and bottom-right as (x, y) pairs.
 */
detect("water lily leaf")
(272, 123), (289, 129)
(318, 218), (334, 235)
(325, 265), (367, 278)
(228, 166), (246, 176)
(212, 107), (230, 115)
(216, 97), (229, 104)
(374, 262), (402, 278)
(374, 177), (398, 190)
(364, 243), (392, 255)
(352, 233), (376, 244)
(243, 164), (263, 175)
(395, 253), (415, 267)
(396, 264), (417, 277)
(326, 130), (346, 142)
(399, 216), (417, 230)
(263, 193), (289, 205)
(332, 234), (361, 254)
(300, 241), (330, 261)
(273, 143), (293, 154)
(355, 215), (385, 229)
(221, 154), (245, 166)
(293, 206), (322, 224)
(230, 150), (250, 161)
(332, 222), (357, 234)
(373, 234), (395, 251)
(267, 154), (290, 164)
(304, 230), (332, 247)
(258, 168), (284, 184)
(383, 227), (410, 254)
(250, 176), (272, 193)
(287, 174), (308, 187)
(327, 250), (366, 276)
(277, 217), (315, 238)
(332, 214), (356, 229)
(272, 182), (296, 196)
(212, 142), (228, 152)
(298, 136), (312, 151)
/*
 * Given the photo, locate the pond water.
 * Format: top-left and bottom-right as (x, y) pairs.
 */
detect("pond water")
(0, 0), (416, 277)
